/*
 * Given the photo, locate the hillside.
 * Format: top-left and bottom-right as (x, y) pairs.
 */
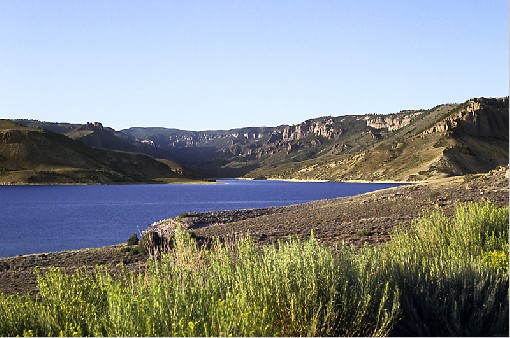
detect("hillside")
(14, 96), (509, 181)
(272, 97), (509, 181)
(0, 120), (182, 184)
(123, 97), (509, 181)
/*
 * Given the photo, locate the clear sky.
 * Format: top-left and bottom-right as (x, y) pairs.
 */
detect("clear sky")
(1, 0), (508, 131)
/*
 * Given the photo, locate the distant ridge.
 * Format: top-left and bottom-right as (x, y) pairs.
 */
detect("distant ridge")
(0, 120), (181, 184)
(13, 96), (509, 182)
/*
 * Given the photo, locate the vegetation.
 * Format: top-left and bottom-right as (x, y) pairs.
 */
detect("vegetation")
(0, 202), (507, 336)
(355, 228), (374, 237)
(126, 233), (139, 246)
(0, 120), (187, 184)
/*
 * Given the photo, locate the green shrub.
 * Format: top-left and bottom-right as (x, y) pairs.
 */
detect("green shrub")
(127, 233), (139, 246)
(356, 228), (373, 237)
(0, 202), (507, 337)
(384, 202), (509, 336)
(482, 247), (509, 272)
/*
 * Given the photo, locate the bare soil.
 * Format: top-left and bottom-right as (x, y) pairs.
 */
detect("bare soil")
(187, 167), (508, 246)
(0, 167), (507, 296)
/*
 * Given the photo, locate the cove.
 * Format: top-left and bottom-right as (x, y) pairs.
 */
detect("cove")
(0, 180), (401, 257)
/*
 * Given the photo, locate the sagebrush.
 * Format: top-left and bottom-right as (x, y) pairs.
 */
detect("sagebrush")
(0, 202), (507, 336)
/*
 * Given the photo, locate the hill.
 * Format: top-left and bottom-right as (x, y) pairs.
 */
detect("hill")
(14, 96), (508, 181)
(0, 120), (182, 184)
(123, 97), (508, 181)
(267, 97), (509, 181)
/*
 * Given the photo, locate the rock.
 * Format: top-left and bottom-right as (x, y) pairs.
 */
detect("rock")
(366, 112), (421, 131)
(281, 118), (336, 141)
(424, 97), (508, 138)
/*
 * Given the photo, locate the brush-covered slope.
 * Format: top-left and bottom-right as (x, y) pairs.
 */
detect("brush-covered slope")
(271, 97), (508, 181)
(16, 120), (196, 178)
(0, 120), (180, 184)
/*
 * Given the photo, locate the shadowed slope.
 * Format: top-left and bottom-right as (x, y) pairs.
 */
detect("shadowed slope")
(0, 120), (180, 184)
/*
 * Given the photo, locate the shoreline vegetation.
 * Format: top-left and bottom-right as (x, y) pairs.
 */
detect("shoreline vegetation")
(0, 202), (507, 336)
(0, 177), (217, 186)
(0, 173), (409, 185)
(0, 167), (508, 336)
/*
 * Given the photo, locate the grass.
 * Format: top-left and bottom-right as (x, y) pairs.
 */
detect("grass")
(0, 202), (507, 336)
(356, 228), (374, 237)
(368, 202), (509, 336)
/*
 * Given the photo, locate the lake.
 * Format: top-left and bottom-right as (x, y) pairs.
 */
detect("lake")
(0, 180), (401, 257)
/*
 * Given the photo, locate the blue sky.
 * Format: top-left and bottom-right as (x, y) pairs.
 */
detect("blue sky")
(1, 0), (508, 131)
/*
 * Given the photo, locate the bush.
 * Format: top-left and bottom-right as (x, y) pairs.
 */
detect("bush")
(384, 202), (509, 336)
(356, 228), (373, 237)
(0, 202), (507, 337)
(127, 233), (139, 246)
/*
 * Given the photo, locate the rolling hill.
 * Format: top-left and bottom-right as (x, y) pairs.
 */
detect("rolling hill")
(0, 120), (181, 184)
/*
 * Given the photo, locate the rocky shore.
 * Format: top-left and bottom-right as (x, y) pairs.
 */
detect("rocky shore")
(164, 166), (508, 247)
(0, 167), (508, 296)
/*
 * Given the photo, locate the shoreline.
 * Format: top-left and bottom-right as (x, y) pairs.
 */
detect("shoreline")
(0, 178), (217, 186)
(0, 178), (406, 259)
(0, 172), (498, 259)
(267, 177), (413, 184)
(0, 168), (507, 295)
(0, 175), (470, 258)
(238, 176), (413, 184)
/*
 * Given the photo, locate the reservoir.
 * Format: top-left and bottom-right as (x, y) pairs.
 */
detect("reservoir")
(0, 180), (400, 257)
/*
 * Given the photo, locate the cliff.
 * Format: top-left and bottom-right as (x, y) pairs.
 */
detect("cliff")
(424, 97), (508, 138)
(365, 111), (423, 131)
(274, 97), (508, 181)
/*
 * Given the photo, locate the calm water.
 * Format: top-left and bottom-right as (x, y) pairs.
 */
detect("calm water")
(0, 180), (400, 257)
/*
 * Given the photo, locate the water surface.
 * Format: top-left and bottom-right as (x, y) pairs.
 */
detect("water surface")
(0, 180), (400, 257)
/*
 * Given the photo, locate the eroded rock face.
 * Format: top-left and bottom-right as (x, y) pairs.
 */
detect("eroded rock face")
(456, 98), (509, 138)
(424, 97), (509, 138)
(365, 112), (421, 131)
(281, 119), (336, 141)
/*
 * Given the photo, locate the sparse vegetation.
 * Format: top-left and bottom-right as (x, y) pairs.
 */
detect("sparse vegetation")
(429, 190), (440, 199)
(463, 173), (476, 183)
(126, 233), (139, 246)
(356, 228), (374, 237)
(0, 202), (507, 336)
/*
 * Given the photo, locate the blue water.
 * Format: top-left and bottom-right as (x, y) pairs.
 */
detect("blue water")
(0, 180), (400, 257)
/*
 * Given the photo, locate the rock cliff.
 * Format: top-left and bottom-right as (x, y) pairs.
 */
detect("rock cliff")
(365, 111), (422, 131)
(281, 118), (337, 140)
(424, 97), (508, 138)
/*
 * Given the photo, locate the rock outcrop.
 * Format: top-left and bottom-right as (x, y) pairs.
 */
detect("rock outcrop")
(365, 111), (422, 131)
(424, 97), (508, 138)
(281, 118), (337, 141)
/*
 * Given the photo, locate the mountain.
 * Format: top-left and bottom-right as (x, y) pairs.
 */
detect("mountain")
(268, 97), (508, 181)
(121, 97), (508, 181)
(0, 120), (182, 184)
(14, 96), (509, 182)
